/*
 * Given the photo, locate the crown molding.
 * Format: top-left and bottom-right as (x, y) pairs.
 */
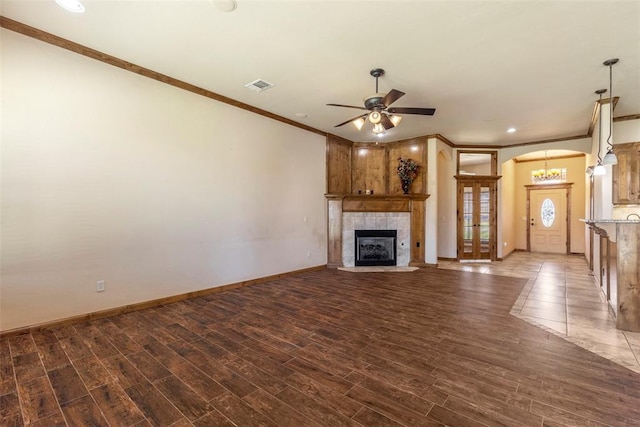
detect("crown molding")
(614, 114), (640, 122)
(0, 16), (327, 138)
(588, 97), (620, 136)
(513, 153), (585, 164)
(5, 16), (631, 151)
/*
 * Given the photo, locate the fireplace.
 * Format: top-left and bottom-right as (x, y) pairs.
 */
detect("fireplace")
(355, 230), (397, 266)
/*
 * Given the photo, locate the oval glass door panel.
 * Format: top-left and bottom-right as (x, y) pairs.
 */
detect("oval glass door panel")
(541, 198), (555, 228)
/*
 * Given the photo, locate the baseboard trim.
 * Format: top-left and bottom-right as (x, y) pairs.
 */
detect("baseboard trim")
(0, 265), (327, 338)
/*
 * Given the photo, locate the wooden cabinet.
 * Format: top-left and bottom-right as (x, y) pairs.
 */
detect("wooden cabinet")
(586, 221), (640, 332)
(326, 135), (427, 196)
(616, 223), (640, 332)
(326, 135), (352, 194)
(613, 142), (640, 205)
(351, 144), (387, 195)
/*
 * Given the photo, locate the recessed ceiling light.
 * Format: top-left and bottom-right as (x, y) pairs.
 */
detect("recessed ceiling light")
(55, 0), (85, 13)
(295, 113), (308, 118)
(210, 0), (237, 12)
(507, 127), (516, 133)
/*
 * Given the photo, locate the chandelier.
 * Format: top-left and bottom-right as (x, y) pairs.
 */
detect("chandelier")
(531, 152), (565, 184)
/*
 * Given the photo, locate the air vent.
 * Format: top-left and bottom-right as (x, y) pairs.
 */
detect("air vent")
(244, 79), (275, 92)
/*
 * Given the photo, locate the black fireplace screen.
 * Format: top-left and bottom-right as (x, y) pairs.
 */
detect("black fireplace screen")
(355, 230), (397, 266)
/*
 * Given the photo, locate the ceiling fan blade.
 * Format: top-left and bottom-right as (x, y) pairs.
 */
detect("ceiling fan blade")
(334, 113), (368, 128)
(387, 107), (436, 116)
(327, 103), (369, 111)
(381, 89), (405, 107)
(380, 113), (395, 130)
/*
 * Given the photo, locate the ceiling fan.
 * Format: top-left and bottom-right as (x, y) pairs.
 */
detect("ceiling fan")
(327, 68), (436, 134)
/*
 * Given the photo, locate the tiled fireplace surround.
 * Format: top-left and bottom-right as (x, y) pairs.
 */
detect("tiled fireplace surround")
(326, 194), (427, 268)
(342, 212), (411, 267)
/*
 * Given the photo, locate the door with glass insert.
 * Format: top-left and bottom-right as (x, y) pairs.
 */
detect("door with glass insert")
(530, 189), (566, 253)
(457, 180), (497, 260)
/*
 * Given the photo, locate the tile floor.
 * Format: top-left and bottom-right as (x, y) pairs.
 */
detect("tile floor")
(438, 251), (640, 373)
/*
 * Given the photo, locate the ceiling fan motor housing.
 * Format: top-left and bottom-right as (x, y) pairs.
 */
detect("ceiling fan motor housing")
(364, 94), (385, 110)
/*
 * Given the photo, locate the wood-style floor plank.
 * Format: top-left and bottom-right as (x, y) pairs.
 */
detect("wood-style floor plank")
(2, 266), (640, 426)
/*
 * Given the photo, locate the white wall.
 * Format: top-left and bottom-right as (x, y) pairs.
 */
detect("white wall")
(1, 30), (327, 331)
(424, 137), (441, 265)
(437, 146), (456, 259)
(614, 118), (640, 143)
(499, 158), (516, 258)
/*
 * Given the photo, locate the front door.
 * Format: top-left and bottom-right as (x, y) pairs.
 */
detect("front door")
(530, 188), (567, 253)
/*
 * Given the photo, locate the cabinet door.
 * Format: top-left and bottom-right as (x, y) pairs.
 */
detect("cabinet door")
(613, 142), (640, 205)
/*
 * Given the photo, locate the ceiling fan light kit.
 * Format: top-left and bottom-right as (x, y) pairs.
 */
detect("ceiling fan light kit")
(352, 118), (365, 130)
(372, 123), (385, 135)
(327, 68), (435, 136)
(368, 111), (382, 124)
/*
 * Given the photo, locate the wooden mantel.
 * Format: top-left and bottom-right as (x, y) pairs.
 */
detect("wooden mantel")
(326, 193), (430, 268)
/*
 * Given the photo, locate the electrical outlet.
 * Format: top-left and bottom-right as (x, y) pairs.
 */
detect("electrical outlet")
(96, 280), (105, 292)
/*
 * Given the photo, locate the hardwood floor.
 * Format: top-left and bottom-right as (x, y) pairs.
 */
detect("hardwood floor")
(2, 266), (640, 426)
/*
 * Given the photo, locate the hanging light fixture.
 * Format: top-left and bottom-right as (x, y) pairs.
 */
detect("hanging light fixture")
(592, 88), (607, 176)
(531, 151), (563, 183)
(602, 58), (619, 165)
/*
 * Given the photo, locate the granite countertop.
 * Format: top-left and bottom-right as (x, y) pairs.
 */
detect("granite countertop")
(581, 218), (640, 224)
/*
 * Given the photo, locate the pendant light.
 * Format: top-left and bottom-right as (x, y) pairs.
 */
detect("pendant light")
(602, 58), (619, 165)
(593, 88), (607, 176)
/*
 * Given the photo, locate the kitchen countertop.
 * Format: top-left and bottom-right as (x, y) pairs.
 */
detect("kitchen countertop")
(581, 218), (640, 224)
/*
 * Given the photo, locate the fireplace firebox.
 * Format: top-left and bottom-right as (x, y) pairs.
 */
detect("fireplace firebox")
(355, 230), (397, 266)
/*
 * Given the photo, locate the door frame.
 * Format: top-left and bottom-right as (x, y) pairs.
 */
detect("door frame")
(525, 183), (573, 254)
(455, 175), (501, 261)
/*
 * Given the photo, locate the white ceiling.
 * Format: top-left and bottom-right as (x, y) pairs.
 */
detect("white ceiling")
(2, 0), (639, 145)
